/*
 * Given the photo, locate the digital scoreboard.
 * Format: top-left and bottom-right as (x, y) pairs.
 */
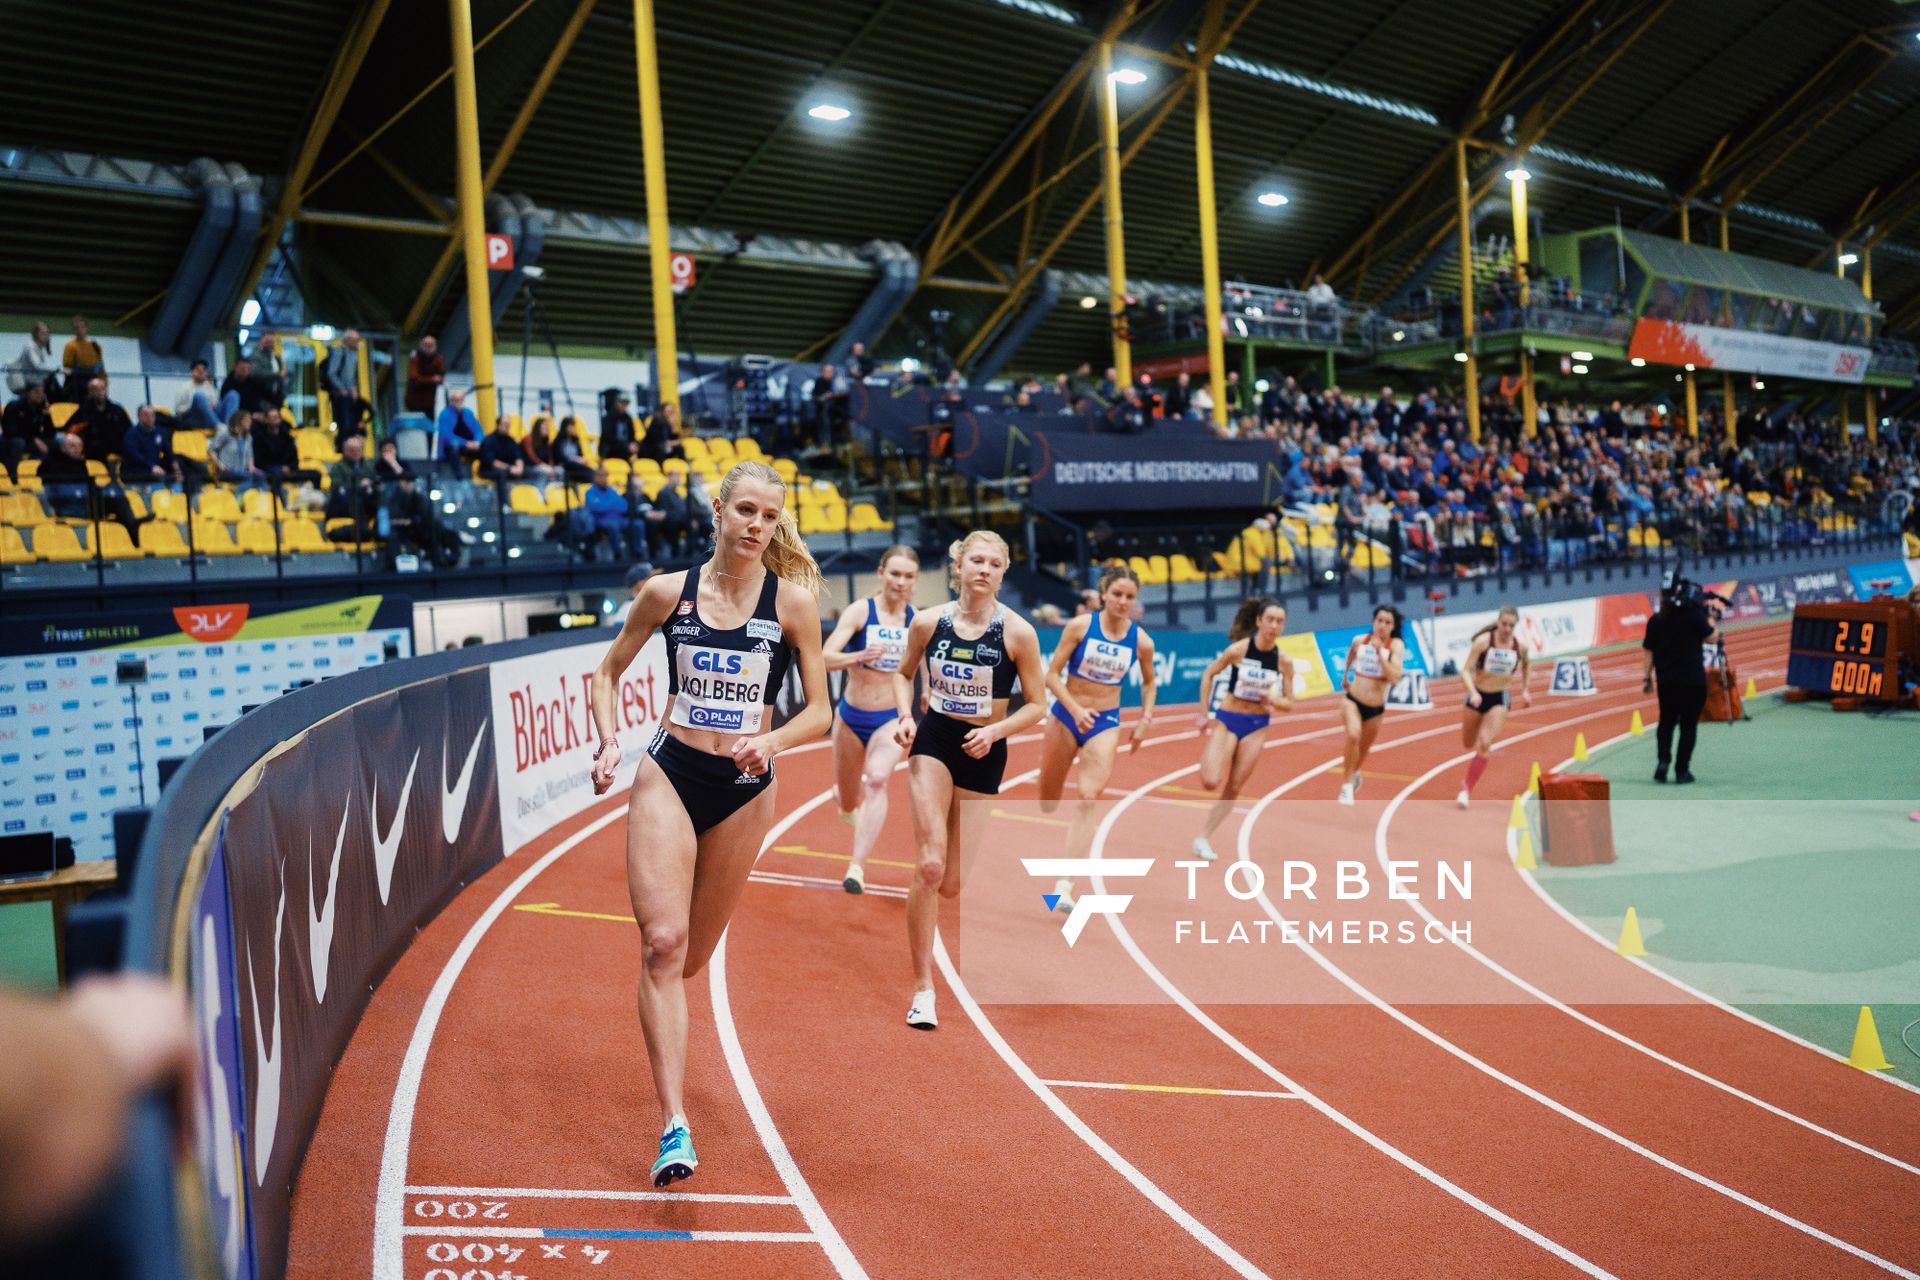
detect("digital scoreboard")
(1785, 601), (1913, 700)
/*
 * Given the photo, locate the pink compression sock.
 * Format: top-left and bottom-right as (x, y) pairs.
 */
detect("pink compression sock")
(1464, 754), (1491, 794)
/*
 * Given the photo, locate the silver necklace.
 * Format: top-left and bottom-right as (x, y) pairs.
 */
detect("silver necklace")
(710, 563), (762, 584)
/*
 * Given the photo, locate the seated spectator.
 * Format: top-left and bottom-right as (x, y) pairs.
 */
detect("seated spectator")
(478, 415), (524, 482)
(1, 382), (54, 481)
(522, 418), (561, 483)
(70, 379), (131, 462)
(252, 410), (316, 485)
(601, 391), (639, 461)
(383, 460), (462, 568)
(119, 405), (207, 486)
(651, 471), (711, 556)
(325, 435), (382, 541)
(172, 359), (224, 429)
(571, 466), (632, 562)
(638, 400), (683, 463)
(39, 431), (144, 538)
(8, 322), (59, 397)
(209, 411), (262, 485)
(59, 315), (104, 401)
(555, 416), (594, 482)
(435, 387), (483, 475)
(404, 335), (444, 415)
(624, 473), (667, 561)
(218, 357), (259, 420)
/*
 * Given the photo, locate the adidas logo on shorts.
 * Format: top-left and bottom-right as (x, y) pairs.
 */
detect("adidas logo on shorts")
(734, 771), (759, 785)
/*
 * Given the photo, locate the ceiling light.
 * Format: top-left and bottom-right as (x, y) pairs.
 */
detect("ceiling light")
(1256, 191), (1289, 208)
(899, 357), (919, 372)
(1453, 351), (1469, 363)
(1572, 364), (1588, 374)
(1657, 403), (1668, 415)
(1505, 167), (1530, 183)
(1255, 379), (1271, 392)
(1838, 252), (1859, 266)
(807, 103), (851, 122)
(1753, 379), (1765, 389)
(1109, 67), (1147, 85)
(1684, 363), (1695, 371)
(1630, 357), (1646, 367)
(1391, 330), (1405, 341)
(1571, 350), (1593, 361)
(1079, 295), (1099, 309)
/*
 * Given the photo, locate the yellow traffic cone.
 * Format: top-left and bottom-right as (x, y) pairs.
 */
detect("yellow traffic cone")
(1848, 1006), (1894, 1071)
(1744, 677), (1758, 700)
(1508, 794), (1529, 831)
(1513, 829), (1538, 870)
(1527, 761), (1543, 794)
(1616, 907), (1648, 957)
(1573, 732), (1590, 762)
(1629, 709), (1645, 736)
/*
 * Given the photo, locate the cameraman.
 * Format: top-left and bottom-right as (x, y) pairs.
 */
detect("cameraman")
(1640, 579), (1722, 784)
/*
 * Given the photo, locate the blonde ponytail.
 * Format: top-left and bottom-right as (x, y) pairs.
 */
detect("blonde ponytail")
(717, 459), (823, 594)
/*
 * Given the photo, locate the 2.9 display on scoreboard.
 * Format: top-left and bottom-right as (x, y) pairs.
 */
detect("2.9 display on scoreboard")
(1785, 602), (1905, 699)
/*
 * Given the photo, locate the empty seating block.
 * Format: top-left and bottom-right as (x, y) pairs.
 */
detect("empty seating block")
(33, 525), (90, 562)
(2, 493), (46, 527)
(282, 520), (331, 553)
(139, 522), (190, 557)
(197, 489), (243, 523)
(191, 520), (241, 555)
(237, 520), (282, 555)
(1, 527), (32, 564)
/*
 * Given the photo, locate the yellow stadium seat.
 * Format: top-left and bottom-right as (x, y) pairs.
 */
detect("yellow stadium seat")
(191, 519), (241, 556)
(806, 480), (843, 505)
(1127, 555), (1154, 583)
(2, 493), (47, 526)
(1171, 554), (1207, 583)
(508, 415), (526, 441)
(733, 437), (765, 463)
(236, 519), (282, 554)
(680, 437), (710, 462)
(814, 502), (847, 533)
(849, 501), (893, 532)
(603, 458), (630, 482)
(32, 524), (90, 562)
(174, 430), (209, 461)
(197, 488), (242, 523)
(705, 437), (736, 465)
(633, 457), (663, 476)
(241, 489), (285, 520)
(1, 526), (32, 564)
(283, 520), (331, 553)
(148, 489), (190, 523)
(1147, 555), (1172, 585)
(641, 475), (668, 499)
(121, 489), (149, 519)
(49, 402), (77, 429)
(771, 458), (799, 482)
(139, 521), (189, 557)
(508, 484), (547, 516)
(96, 522), (144, 559)
(86, 460), (109, 481)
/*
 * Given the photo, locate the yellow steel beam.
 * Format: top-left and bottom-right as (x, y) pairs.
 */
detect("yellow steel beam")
(1718, 48), (1895, 210)
(1098, 40), (1132, 386)
(1863, 246), (1876, 444)
(236, 0), (393, 322)
(351, 132), (452, 223)
(964, 245), (1011, 284)
(633, 0), (679, 419)
(1678, 200), (1696, 440)
(300, 0), (541, 204)
(1194, 0), (1229, 426)
(1016, 141), (1044, 272)
(449, 0), (500, 431)
(954, 74), (1191, 367)
(1455, 137), (1479, 443)
(1680, 38), (1860, 202)
(402, 0), (597, 337)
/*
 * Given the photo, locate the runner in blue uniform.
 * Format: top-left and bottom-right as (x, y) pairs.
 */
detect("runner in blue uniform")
(821, 545), (920, 892)
(1338, 604), (1406, 806)
(1037, 565), (1157, 907)
(1193, 597), (1294, 862)
(588, 460), (830, 1188)
(891, 530), (1049, 1030)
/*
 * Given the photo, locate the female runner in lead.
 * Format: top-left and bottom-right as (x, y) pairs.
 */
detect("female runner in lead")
(1338, 603), (1406, 806)
(891, 531), (1049, 1030)
(589, 459), (830, 1188)
(1456, 604), (1532, 807)
(1192, 597), (1293, 862)
(820, 545), (920, 892)
(1036, 564), (1157, 906)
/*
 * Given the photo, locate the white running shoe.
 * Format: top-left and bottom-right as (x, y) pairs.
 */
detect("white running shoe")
(842, 862), (865, 894)
(1192, 836), (1219, 862)
(1337, 779), (1357, 807)
(1053, 878), (1076, 908)
(1456, 788), (1471, 810)
(906, 990), (938, 1030)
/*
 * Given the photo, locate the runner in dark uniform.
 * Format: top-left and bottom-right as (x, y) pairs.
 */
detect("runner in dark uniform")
(1193, 597), (1294, 861)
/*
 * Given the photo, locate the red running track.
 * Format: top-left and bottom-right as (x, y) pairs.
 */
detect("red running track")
(291, 620), (1920, 1279)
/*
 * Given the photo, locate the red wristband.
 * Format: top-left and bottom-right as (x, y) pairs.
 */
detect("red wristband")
(594, 735), (619, 758)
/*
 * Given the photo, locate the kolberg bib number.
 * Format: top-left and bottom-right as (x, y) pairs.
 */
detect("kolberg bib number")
(671, 645), (772, 734)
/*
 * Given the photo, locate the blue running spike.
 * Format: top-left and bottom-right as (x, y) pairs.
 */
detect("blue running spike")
(1042, 893), (1062, 912)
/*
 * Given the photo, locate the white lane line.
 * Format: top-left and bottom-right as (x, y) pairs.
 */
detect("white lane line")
(400, 1225), (818, 1242)
(1515, 723), (1920, 1100)
(714, 786), (870, 1280)
(374, 805), (629, 1278)
(752, 867), (908, 899)
(1228, 744), (1920, 1274)
(1080, 764), (1617, 1279)
(1376, 697), (1920, 1174)
(1041, 1079), (1301, 1099)
(404, 1185), (796, 1204)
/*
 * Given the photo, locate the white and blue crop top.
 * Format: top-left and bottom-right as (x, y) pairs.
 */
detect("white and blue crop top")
(1067, 615), (1139, 686)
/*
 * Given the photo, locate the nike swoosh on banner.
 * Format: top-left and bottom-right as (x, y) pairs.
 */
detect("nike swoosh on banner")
(309, 794), (349, 1003)
(372, 749), (420, 905)
(247, 873), (285, 1186)
(198, 913), (242, 1273)
(442, 718), (489, 845)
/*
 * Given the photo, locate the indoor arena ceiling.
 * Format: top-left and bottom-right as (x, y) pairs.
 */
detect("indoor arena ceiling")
(6, 0), (1920, 370)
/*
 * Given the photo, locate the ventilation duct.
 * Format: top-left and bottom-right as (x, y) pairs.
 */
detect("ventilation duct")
(825, 242), (918, 367)
(147, 159), (234, 357)
(968, 269), (1062, 386)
